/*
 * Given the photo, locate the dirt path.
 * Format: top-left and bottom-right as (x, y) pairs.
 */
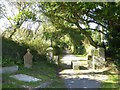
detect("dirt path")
(59, 55), (108, 89)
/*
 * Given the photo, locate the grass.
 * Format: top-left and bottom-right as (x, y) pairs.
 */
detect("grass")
(100, 63), (120, 90)
(2, 61), (66, 89)
(100, 75), (119, 90)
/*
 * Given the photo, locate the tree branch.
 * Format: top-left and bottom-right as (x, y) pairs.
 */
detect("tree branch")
(83, 28), (106, 35)
(2, 14), (13, 27)
(87, 20), (107, 29)
(75, 22), (98, 48)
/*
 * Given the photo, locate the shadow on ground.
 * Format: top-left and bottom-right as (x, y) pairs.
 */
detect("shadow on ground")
(64, 77), (101, 89)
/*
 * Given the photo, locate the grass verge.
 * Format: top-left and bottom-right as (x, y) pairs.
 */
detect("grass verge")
(100, 75), (119, 89)
(100, 63), (119, 90)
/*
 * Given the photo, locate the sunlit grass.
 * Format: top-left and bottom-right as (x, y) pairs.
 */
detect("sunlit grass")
(100, 73), (119, 89)
(99, 62), (119, 89)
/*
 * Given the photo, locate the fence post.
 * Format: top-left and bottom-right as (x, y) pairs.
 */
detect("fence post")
(92, 56), (95, 70)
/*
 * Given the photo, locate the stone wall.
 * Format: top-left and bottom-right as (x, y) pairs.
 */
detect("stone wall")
(88, 47), (106, 69)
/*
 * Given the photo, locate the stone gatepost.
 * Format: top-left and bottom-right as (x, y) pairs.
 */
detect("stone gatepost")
(98, 47), (105, 61)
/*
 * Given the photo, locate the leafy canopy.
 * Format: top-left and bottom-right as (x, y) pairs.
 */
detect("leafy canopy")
(40, 2), (120, 48)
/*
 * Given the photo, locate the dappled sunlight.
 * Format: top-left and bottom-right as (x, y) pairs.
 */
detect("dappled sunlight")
(59, 69), (108, 82)
(59, 54), (110, 84)
(59, 58), (118, 88)
(59, 69), (74, 74)
(59, 54), (118, 88)
(63, 76), (102, 88)
(1, 1), (120, 89)
(104, 80), (118, 83)
(100, 75), (119, 88)
(61, 55), (87, 61)
(59, 66), (113, 75)
(60, 55), (87, 66)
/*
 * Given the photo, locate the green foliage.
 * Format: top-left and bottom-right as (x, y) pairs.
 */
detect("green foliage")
(41, 2), (120, 69)
(2, 57), (22, 67)
(5, 28), (34, 42)
(2, 37), (48, 66)
(41, 20), (86, 54)
(40, 2), (102, 48)
(28, 39), (46, 54)
(14, 9), (36, 24)
(2, 2), (120, 68)
(100, 75), (119, 89)
(2, 37), (28, 66)
(2, 37), (28, 60)
(108, 27), (120, 59)
(0, 3), (3, 18)
(104, 3), (120, 64)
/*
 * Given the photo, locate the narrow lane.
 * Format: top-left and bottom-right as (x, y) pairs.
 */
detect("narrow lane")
(59, 55), (108, 89)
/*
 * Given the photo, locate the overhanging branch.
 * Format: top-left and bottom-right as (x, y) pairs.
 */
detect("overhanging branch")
(75, 22), (98, 48)
(83, 28), (106, 35)
(87, 20), (107, 29)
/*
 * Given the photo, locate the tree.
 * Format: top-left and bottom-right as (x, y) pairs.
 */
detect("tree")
(95, 2), (120, 59)
(40, 2), (107, 48)
(1, 1), (44, 38)
(0, 3), (3, 18)
(8, 2), (37, 38)
(40, 2), (120, 48)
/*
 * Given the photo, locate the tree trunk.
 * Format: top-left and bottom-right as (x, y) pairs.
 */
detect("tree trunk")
(9, 20), (24, 39)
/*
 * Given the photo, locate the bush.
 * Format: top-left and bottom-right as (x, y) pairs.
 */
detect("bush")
(2, 37), (48, 66)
